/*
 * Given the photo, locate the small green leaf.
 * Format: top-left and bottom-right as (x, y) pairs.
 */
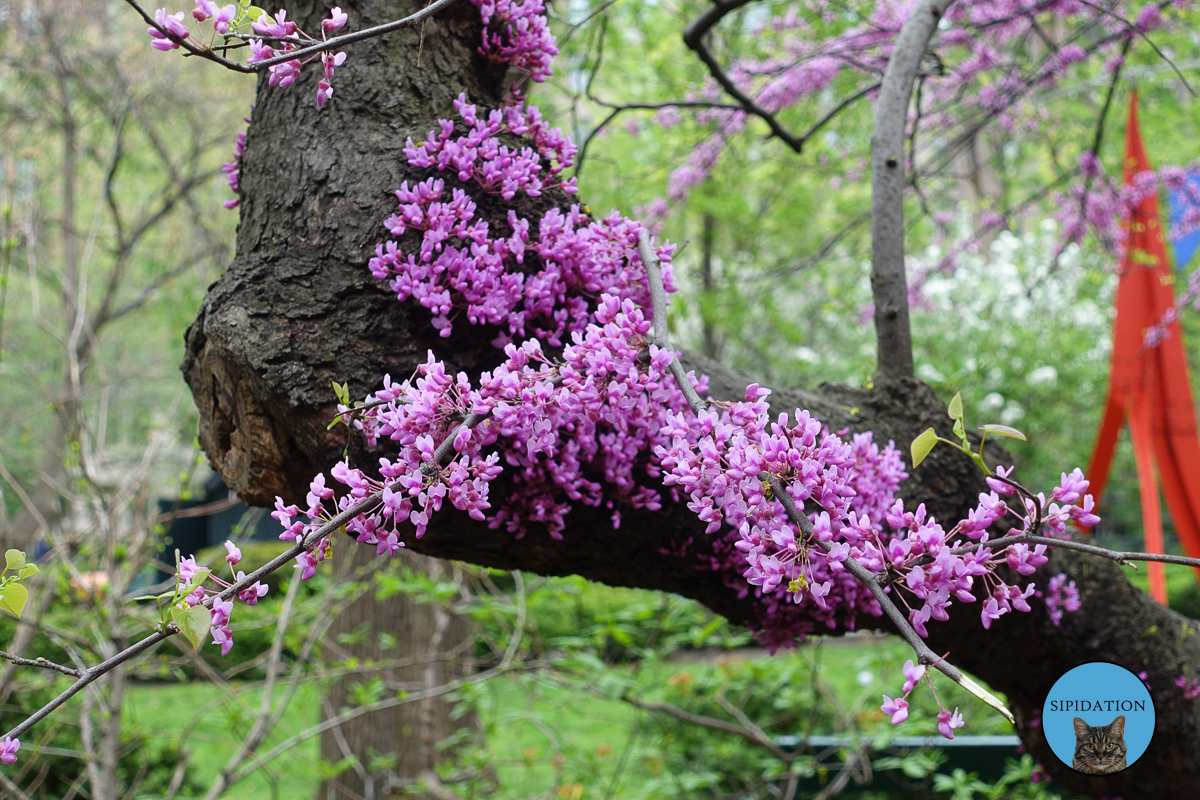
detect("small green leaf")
(332, 381), (351, 406)
(0, 583), (29, 618)
(5, 549), (25, 572)
(171, 604), (213, 650)
(132, 594), (162, 602)
(947, 392), (964, 422)
(979, 424), (1027, 441)
(910, 428), (938, 468)
(953, 417), (966, 442)
(18, 564), (39, 580)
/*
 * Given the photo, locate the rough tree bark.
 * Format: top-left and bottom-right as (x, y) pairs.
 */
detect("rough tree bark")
(181, 1), (1200, 795)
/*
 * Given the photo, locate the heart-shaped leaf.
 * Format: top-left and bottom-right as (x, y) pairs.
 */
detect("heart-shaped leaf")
(910, 428), (939, 468)
(947, 392), (964, 422)
(0, 583), (29, 618)
(5, 549), (25, 572)
(171, 604), (213, 650)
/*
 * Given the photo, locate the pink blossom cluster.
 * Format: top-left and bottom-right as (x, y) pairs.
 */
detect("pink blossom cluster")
(245, 7), (347, 106)
(1048, 155), (1200, 349)
(403, 95), (578, 200)
(371, 95), (674, 346)
(881, 659), (965, 740)
(297, 296), (704, 545)
(1175, 674), (1200, 699)
(175, 541), (269, 656)
(657, 385), (1095, 641)
(222, 108), (252, 210)
(147, 5), (348, 107)
(1044, 571), (1082, 626)
(0, 736), (17, 764)
(222, 130), (244, 209)
(473, 0), (559, 84)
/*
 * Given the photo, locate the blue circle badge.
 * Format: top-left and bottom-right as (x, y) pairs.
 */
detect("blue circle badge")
(1043, 662), (1155, 775)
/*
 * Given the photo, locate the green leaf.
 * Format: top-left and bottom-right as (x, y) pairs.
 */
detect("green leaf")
(332, 380), (351, 406)
(910, 428), (938, 468)
(4, 549), (25, 572)
(947, 392), (963, 422)
(0, 583), (28, 618)
(952, 417), (966, 442)
(18, 563), (39, 579)
(979, 424), (1027, 441)
(171, 604), (213, 650)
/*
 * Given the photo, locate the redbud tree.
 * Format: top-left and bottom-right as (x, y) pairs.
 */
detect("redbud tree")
(4, 0), (1200, 796)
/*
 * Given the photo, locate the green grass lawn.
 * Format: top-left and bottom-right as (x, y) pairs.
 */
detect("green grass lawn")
(118, 633), (1011, 798)
(125, 680), (322, 799)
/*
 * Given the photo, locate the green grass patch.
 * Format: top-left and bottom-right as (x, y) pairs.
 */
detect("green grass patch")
(125, 681), (321, 799)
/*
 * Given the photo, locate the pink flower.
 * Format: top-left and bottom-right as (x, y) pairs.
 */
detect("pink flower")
(981, 597), (1007, 629)
(881, 695), (909, 725)
(937, 707), (964, 739)
(295, 551), (319, 581)
(224, 540), (242, 566)
(247, 38), (275, 63)
(317, 79), (334, 108)
(321, 50), (346, 81)
(323, 6), (348, 32)
(0, 735), (19, 764)
(269, 59), (302, 88)
(901, 659), (926, 694)
(235, 572), (269, 605)
(252, 9), (298, 38)
(148, 8), (190, 51)
(211, 3), (236, 34)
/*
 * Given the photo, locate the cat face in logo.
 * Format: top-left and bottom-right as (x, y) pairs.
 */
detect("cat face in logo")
(1072, 715), (1128, 775)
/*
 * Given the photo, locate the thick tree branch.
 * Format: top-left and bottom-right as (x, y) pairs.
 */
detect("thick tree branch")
(870, 0), (953, 380)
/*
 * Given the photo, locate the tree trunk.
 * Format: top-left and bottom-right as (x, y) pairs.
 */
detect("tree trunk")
(320, 546), (476, 799)
(181, 1), (1200, 795)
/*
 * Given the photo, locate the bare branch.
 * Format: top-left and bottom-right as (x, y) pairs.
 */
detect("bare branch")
(0, 650), (83, 679)
(123, 0), (465, 74)
(623, 692), (793, 760)
(683, 0), (805, 153)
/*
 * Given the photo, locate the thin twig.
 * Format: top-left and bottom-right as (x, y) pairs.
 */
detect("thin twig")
(621, 693), (792, 760)
(1074, 0), (1197, 96)
(957, 533), (1200, 570)
(123, 0), (464, 74)
(0, 650), (82, 679)
(0, 769), (33, 800)
(1, 398), (500, 744)
(639, 233), (707, 414)
(682, 0), (805, 153)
